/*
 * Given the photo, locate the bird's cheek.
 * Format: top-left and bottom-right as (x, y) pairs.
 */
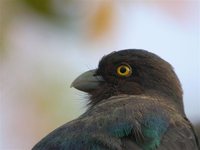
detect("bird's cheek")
(119, 82), (144, 95)
(101, 74), (117, 84)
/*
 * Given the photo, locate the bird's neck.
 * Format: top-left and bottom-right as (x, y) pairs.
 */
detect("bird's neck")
(144, 89), (185, 115)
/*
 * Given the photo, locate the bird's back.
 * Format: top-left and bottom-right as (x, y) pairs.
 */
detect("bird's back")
(33, 95), (199, 150)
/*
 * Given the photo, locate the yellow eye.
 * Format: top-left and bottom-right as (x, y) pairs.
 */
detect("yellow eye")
(116, 64), (132, 77)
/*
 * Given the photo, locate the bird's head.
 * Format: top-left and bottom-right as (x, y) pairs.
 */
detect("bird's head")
(71, 49), (183, 108)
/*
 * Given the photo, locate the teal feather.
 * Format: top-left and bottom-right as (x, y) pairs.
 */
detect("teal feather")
(108, 122), (133, 137)
(139, 115), (169, 150)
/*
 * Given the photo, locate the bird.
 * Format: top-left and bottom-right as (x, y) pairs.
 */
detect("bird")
(32, 49), (200, 150)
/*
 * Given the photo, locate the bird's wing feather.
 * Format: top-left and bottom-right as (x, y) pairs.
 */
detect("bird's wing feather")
(33, 95), (148, 150)
(158, 121), (200, 150)
(32, 119), (120, 150)
(32, 95), (199, 150)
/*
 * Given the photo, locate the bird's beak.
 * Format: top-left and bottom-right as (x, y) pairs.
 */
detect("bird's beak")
(70, 69), (104, 92)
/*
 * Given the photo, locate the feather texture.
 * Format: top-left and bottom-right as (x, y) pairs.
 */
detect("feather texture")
(33, 95), (198, 150)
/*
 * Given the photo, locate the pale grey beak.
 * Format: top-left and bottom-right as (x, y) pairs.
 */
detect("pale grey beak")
(70, 69), (104, 92)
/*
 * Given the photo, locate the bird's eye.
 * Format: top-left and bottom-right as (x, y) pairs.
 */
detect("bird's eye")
(116, 64), (132, 77)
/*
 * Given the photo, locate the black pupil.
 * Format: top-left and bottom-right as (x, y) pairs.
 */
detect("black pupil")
(120, 67), (127, 73)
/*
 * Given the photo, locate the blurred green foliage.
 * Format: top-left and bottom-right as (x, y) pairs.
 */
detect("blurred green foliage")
(22, 0), (55, 17)
(0, 0), (71, 58)
(22, 0), (54, 15)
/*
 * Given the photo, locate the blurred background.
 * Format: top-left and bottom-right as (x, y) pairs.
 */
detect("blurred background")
(0, 0), (199, 149)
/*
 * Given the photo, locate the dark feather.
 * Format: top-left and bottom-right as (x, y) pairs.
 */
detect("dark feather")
(33, 95), (199, 150)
